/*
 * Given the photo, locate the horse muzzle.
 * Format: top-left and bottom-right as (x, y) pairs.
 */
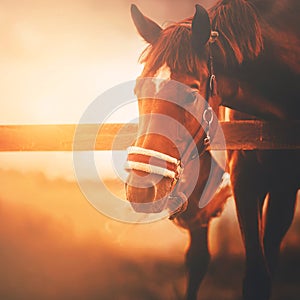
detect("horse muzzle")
(125, 167), (190, 217)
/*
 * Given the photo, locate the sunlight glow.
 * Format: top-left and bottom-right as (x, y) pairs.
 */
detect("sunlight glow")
(0, 1), (145, 179)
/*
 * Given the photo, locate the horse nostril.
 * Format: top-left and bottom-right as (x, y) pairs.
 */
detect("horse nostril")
(125, 173), (157, 203)
(147, 184), (156, 202)
(127, 184), (158, 213)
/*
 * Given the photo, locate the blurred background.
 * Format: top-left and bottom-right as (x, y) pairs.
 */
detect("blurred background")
(0, 0), (299, 299)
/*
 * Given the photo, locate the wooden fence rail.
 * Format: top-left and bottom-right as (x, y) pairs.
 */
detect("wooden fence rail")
(0, 121), (299, 151)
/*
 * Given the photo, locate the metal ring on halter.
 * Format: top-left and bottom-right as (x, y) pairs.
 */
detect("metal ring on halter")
(203, 107), (214, 125)
(203, 107), (214, 146)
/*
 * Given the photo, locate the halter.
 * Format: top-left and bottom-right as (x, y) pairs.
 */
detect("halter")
(126, 34), (219, 218)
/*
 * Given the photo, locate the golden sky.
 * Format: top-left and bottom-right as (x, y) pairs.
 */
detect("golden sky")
(0, 0), (142, 124)
(0, 0), (214, 124)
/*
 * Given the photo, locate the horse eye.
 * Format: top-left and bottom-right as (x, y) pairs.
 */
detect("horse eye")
(185, 91), (198, 104)
(190, 83), (200, 90)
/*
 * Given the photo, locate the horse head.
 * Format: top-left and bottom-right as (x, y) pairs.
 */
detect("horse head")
(125, 4), (224, 216)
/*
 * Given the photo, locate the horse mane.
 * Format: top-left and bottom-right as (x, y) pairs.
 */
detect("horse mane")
(250, 0), (300, 73)
(140, 0), (298, 74)
(209, 0), (264, 66)
(140, 19), (206, 77)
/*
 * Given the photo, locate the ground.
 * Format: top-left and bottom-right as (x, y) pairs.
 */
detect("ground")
(0, 169), (299, 299)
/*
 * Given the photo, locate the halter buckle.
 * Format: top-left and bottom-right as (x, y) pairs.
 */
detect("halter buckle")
(209, 31), (219, 43)
(204, 136), (210, 146)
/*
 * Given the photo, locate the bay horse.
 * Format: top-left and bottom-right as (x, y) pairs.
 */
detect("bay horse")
(126, 1), (300, 299)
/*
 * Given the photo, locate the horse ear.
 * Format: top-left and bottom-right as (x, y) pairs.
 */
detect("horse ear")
(131, 4), (162, 44)
(191, 4), (211, 53)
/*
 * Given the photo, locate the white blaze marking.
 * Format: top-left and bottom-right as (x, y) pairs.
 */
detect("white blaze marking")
(153, 64), (171, 93)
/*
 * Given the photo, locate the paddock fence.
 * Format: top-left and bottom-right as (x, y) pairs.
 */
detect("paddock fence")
(0, 121), (299, 151)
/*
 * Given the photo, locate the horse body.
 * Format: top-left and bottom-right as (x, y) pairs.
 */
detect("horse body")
(210, 1), (300, 299)
(126, 1), (299, 299)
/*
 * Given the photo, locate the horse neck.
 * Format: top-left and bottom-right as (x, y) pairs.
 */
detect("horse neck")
(210, 0), (300, 120)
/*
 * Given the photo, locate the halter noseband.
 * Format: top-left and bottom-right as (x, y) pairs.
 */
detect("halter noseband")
(126, 37), (218, 218)
(125, 146), (183, 182)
